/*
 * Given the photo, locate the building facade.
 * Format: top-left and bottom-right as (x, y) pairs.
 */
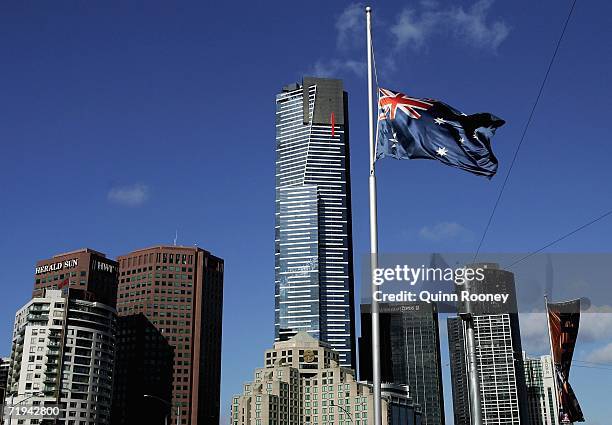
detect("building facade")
(33, 248), (119, 307)
(116, 245), (224, 425)
(230, 332), (421, 425)
(523, 353), (559, 425)
(447, 264), (530, 425)
(111, 314), (175, 425)
(274, 77), (356, 369)
(359, 302), (445, 425)
(4, 289), (116, 425)
(0, 357), (9, 421)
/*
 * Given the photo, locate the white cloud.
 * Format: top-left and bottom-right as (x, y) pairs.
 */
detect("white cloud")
(107, 183), (149, 207)
(586, 342), (612, 364)
(311, 59), (366, 78)
(336, 3), (363, 49)
(390, 0), (509, 51)
(419, 221), (472, 242)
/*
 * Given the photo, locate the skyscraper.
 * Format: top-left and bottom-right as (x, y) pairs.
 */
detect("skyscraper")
(274, 77), (356, 369)
(111, 314), (175, 425)
(33, 248), (119, 307)
(359, 302), (445, 425)
(523, 353), (560, 425)
(5, 289), (117, 425)
(116, 246), (224, 425)
(447, 263), (530, 425)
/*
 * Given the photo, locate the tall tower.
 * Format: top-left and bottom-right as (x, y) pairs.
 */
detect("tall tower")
(523, 353), (560, 425)
(274, 77), (356, 369)
(359, 302), (446, 425)
(116, 246), (224, 425)
(447, 263), (530, 425)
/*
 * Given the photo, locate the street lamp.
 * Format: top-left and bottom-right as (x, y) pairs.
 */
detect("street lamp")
(329, 400), (354, 425)
(143, 394), (180, 425)
(6, 392), (45, 425)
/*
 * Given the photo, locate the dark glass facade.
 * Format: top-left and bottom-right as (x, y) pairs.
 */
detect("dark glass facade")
(360, 302), (445, 425)
(274, 77), (356, 369)
(111, 314), (174, 425)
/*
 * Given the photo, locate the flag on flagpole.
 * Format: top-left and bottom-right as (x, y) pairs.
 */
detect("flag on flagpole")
(547, 299), (585, 423)
(376, 88), (505, 178)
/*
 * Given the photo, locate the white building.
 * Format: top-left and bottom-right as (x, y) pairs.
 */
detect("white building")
(4, 290), (116, 425)
(523, 353), (560, 425)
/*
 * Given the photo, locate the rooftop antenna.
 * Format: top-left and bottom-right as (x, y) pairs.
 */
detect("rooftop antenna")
(173, 230), (178, 246)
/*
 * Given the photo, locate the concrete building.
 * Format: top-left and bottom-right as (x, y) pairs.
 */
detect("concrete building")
(447, 263), (530, 425)
(523, 353), (559, 425)
(360, 302), (445, 425)
(230, 332), (421, 425)
(116, 245), (224, 425)
(33, 248), (119, 307)
(274, 77), (357, 369)
(4, 289), (116, 425)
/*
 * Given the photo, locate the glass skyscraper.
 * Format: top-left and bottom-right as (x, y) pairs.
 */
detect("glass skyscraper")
(360, 302), (445, 425)
(274, 77), (356, 369)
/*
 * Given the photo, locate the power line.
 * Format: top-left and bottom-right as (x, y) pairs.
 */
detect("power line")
(473, 0), (579, 261)
(508, 207), (612, 267)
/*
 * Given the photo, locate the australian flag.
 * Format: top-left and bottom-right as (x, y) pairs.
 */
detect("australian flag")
(376, 88), (505, 178)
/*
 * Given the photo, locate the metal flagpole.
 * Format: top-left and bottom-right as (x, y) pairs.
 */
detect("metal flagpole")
(365, 6), (382, 425)
(460, 276), (483, 425)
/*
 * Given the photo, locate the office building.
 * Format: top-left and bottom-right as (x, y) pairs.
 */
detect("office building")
(4, 289), (116, 425)
(116, 245), (224, 425)
(523, 353), (559, 425)
(360, 302), (445, 425)
(111, 314), (175, 425)
(230, 332), (421, 425)
(275, 77), (357, 369)
(0, 357), (9, 421)
(446, 317), (470, 425)
(33, 248), (119, 307)
(447, 263), (530, 425)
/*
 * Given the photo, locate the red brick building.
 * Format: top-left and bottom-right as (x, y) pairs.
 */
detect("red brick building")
(33, 248), (119, 307)
(116, 246), (224, 425)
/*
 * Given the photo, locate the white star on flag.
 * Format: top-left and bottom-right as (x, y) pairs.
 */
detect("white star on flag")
(434, 117), (446, 125)
(389, 131), (399, 149)
(436, 146), (448, 157)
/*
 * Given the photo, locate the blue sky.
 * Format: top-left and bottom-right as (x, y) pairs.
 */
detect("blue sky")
(1, 0), (611, 423)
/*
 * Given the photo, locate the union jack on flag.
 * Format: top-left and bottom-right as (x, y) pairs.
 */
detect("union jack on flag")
(378, 88), (433, 120)
(376, 87), (505, 178)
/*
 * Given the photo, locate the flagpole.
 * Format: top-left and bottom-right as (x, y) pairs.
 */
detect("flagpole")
(365, 6), (382, 425)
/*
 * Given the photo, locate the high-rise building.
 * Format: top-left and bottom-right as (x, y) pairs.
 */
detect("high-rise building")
(0, 357), (9, 420)
(447, 263), (530, 425)
(447, 317), (470, 425)
(359, 302), (445, 425)
(111, 314), (175, 425)
(274, 77), (356, 369)
(523, 353), (559, 425)
(116, 246), (224, 425)
(33, 248), (119, 307)
(4, 289), (116, 425)
(230, 332), (421, 425)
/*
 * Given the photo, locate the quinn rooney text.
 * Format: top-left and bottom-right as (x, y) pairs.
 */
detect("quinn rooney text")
(372, 290), (511, 304)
